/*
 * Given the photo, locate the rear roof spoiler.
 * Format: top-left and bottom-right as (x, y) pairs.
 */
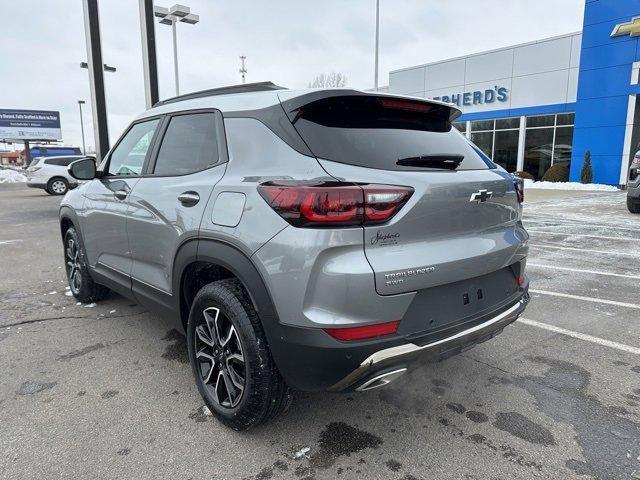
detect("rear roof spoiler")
(154, 81), (287, 107)
(278, 89), (462, 122)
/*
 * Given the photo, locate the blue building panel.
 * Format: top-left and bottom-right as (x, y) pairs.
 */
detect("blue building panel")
(458, 103), (576, 122)
(570, 0), (640, 184)
(579, 41), (637, 71)
(583, 0), (640, 27)
(573, 96), (629, 128)
(576, 64), (635, 99)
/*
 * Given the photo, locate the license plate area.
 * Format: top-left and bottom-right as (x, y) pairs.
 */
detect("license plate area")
(398, 266), (519, 338)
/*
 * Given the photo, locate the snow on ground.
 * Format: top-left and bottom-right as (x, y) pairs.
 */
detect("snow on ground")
(523, 178), (619, 192)
(0, 169), (27, 183)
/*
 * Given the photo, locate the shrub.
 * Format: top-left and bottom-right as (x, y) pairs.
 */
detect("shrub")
(581, 150), (593, 184)
(513, 171), (534, 180)
(542, 164), (569, 182)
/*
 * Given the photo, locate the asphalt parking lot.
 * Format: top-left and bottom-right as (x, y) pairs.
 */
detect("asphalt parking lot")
(1, 183), (639, 480)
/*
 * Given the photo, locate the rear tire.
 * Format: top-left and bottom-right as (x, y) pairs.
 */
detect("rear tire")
(48, 177), (68, 195)
(628, 197), (640, 214)
(187, 279), (292, 430)
(63, 227), (110, 303)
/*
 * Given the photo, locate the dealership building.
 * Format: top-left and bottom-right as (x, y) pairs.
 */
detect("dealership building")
(388, 0), (640, 186)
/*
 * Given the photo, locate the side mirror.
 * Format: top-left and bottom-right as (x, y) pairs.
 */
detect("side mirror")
(68, 157), (96, 180)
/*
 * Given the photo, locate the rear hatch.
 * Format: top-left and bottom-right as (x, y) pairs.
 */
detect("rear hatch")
(280, 91), (523, 296)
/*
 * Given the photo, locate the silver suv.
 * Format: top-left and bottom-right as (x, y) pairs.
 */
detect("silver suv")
(60, 83), (530, 430)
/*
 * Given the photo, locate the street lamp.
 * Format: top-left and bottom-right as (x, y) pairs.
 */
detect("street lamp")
(154, 4), (200, 95)
(78, 100), (87, 155)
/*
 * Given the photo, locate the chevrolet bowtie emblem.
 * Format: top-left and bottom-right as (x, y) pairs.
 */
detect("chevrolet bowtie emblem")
(469, 189), (492, 203)
(611, 16), (640, 38)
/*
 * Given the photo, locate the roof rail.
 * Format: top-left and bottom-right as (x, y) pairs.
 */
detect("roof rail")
(153, 81), (287, 107)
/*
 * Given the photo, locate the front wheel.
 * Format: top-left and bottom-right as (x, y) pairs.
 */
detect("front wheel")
(628, 197), (640, 214)
(187, 279), (292, 430)
(64, 227), (109, 303)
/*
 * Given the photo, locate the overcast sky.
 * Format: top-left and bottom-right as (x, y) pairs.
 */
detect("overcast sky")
(0, 0), (585, 152)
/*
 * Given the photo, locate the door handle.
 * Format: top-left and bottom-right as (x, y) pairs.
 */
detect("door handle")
(114, 189), (128, 200)
(178, 191), (200, 206)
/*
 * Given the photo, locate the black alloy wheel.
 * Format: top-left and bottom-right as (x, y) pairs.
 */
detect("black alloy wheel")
(194, 306), (246, 408)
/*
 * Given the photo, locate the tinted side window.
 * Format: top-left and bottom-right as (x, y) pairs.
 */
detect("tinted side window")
(50, 157), (78, 167)
(61, 157), (79, 167)
(45, 157), (64, 166)
(107, 119), (159, 176)
(153, 113), (219, 176)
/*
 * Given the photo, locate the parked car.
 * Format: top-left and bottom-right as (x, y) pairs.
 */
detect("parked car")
(26, 155), (95, 195)
(59, 83), (530, 430)
(627, 152), (640, 213)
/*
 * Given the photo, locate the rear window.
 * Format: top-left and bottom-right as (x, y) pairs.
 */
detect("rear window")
(291, 96), (494, 171)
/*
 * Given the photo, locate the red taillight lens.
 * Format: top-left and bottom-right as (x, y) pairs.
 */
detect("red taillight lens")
(324, 320), (400, 341)
(517, 275), (526, 287)
(258, 182), (413, 227)
(513, 176), (524, 203)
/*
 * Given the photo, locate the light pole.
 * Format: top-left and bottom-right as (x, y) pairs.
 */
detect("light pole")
(154, 4), (200, 96)
(78, 100), (87, 155)
(374, 0), (380, 91)
(239, 56), (247, 84)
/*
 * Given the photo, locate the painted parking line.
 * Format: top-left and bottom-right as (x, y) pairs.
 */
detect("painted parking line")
(523, 217), (640, 233)
(530, 289), (640, 309)
(526, 230), (638, 242)
(531, 243), (638, 257)
(527, 263), (640, 280)
(517, 318), (640, 355)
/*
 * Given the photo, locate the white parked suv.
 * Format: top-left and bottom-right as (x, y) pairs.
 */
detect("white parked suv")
(26, 155), (95, 195)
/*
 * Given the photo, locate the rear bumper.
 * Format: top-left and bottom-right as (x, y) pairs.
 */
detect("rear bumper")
(328, 293), (528, 392)
(268, 284), (529, 392)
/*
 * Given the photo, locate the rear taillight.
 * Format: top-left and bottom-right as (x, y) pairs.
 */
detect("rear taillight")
(513, 176), (524, 203)
(324, 320), (400, 341)
(258, 181), (413, 227)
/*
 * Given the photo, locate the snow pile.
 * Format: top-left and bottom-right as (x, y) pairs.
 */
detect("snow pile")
(523, 179), (619, 192)
(0, 169), (27, 183)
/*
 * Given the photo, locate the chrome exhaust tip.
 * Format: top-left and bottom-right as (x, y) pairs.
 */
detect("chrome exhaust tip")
(355, 368), (407, 392)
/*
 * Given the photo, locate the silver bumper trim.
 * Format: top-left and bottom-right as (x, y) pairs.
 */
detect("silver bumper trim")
(328, 296), (528, 392)
(362, 299), (524, 367)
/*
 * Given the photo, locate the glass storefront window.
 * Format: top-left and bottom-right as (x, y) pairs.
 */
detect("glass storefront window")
(527, 115), (555, 128)
(556, 113), (575, 126)
(471, 120), (494, 131)
(496, 118), (520, 130)
(494, 130), (519, 172)
(452, 122), (466, 133)
(523, 113), (575, 179)
(524, 128), (554, 179)
(470, 131), (493, 159)
(463, 113), (574, 178)
(554, 126), (573, 167)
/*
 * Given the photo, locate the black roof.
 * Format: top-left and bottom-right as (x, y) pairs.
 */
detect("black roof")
(154, 81), (286, 107)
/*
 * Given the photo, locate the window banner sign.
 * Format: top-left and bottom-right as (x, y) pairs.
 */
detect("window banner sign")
(0, 109), (62, 140)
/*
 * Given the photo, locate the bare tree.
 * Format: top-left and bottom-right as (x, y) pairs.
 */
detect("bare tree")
(308, 72), (347, 88)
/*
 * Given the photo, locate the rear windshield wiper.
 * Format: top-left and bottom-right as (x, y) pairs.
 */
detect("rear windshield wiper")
(396, 154), (464, 170)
